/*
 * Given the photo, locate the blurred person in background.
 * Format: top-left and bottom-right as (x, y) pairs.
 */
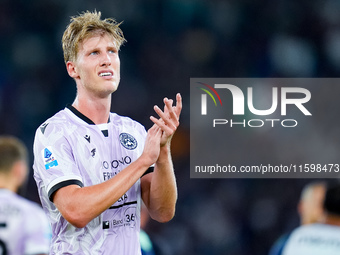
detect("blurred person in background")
(269, 181), (326, 255)
(282, 181), (340, 254)
(0, 136), (51, 255)
(33, 10), (181, 255)
(298, 181), (326, 225)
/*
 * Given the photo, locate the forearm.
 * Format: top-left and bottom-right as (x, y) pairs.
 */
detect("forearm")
(141, 93), (181, 222)
(54, 155), (151, 228)
(142, 145), (177, 222)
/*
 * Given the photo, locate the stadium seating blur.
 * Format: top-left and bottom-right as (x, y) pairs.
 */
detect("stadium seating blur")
(1, 1), (339, 254)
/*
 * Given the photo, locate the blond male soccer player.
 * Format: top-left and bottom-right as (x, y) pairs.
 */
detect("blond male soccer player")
(33, 11), (181, 255)
(0, 136), (51, 255)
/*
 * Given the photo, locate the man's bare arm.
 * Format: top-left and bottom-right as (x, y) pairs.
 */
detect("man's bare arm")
(141, 93), (182, 222)
(53, 125), (162, 228)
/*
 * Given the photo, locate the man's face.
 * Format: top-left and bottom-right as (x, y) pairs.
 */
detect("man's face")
(71, 33), (120, 98)
(299, 185), (326, 225)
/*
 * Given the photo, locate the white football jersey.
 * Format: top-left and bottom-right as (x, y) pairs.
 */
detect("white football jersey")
(33, 106), (149, 255)
(283, 223), (340, 255)
(0, 189), (51, 255)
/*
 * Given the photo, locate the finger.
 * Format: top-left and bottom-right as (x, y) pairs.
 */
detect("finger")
(164, 98), (178, 123)
(150, 115), (174, 135)
(164, 93), (182, 121)
(148, 122), (160, 131)
(147, 124), (162, 140)
(174, 93), (182, 118)
(162, 106), (179, 126)
(163, 98), (173, 115)
(154, 105), (177, 129)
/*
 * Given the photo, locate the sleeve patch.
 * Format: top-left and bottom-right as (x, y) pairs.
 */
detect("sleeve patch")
(42, 147), (59, 170)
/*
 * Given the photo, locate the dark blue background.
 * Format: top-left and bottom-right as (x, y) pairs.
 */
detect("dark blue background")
(1, 1), (338, 254)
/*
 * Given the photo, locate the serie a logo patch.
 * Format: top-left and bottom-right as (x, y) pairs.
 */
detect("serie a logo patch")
(119, 133), (137, 150)
(42, 147), (59, 170)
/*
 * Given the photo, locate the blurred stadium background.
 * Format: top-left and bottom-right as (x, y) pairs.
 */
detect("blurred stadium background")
(1, 0), (340, 254)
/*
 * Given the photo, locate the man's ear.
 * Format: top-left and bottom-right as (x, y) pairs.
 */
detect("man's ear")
(66, 61), (79, 78)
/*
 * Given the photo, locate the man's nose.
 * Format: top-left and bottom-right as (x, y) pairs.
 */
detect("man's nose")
(100, 53), (111, 66)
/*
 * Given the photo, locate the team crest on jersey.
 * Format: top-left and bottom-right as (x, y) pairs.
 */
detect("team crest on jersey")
(119, 133), (137, 150)
(42, 147), (59, 170)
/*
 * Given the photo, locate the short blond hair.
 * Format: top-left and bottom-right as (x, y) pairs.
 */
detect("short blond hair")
(62, 10), (126, 64)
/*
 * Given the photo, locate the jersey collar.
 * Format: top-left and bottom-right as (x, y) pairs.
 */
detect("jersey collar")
(66, 104), (110, 125)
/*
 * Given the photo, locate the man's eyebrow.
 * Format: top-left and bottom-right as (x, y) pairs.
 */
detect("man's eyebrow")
(84, 45), (117, 53)
(83, 46), (99, 54)
(107, 45), (118, 51)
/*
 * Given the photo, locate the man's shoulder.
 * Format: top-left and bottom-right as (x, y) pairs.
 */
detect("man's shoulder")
(290, 223), (340, 236)
(1, 190), (45, 215)
(18, 197), (46, 216)
(283, 223), (340, 255)
(287, 224), (323, 241)
(35, 108), (76, 137)
(110, 112), (145, 129)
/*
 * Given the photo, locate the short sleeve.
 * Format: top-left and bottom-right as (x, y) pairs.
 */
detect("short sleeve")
(33, 122), (84, 201)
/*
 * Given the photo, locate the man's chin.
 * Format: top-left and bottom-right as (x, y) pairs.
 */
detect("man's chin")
(97, 88), (118, 98)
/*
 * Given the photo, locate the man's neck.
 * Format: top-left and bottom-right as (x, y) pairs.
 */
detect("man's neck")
(72, 95), (111, 124)
(0, 174), (17, 193)
(322, 213), (340, 227)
